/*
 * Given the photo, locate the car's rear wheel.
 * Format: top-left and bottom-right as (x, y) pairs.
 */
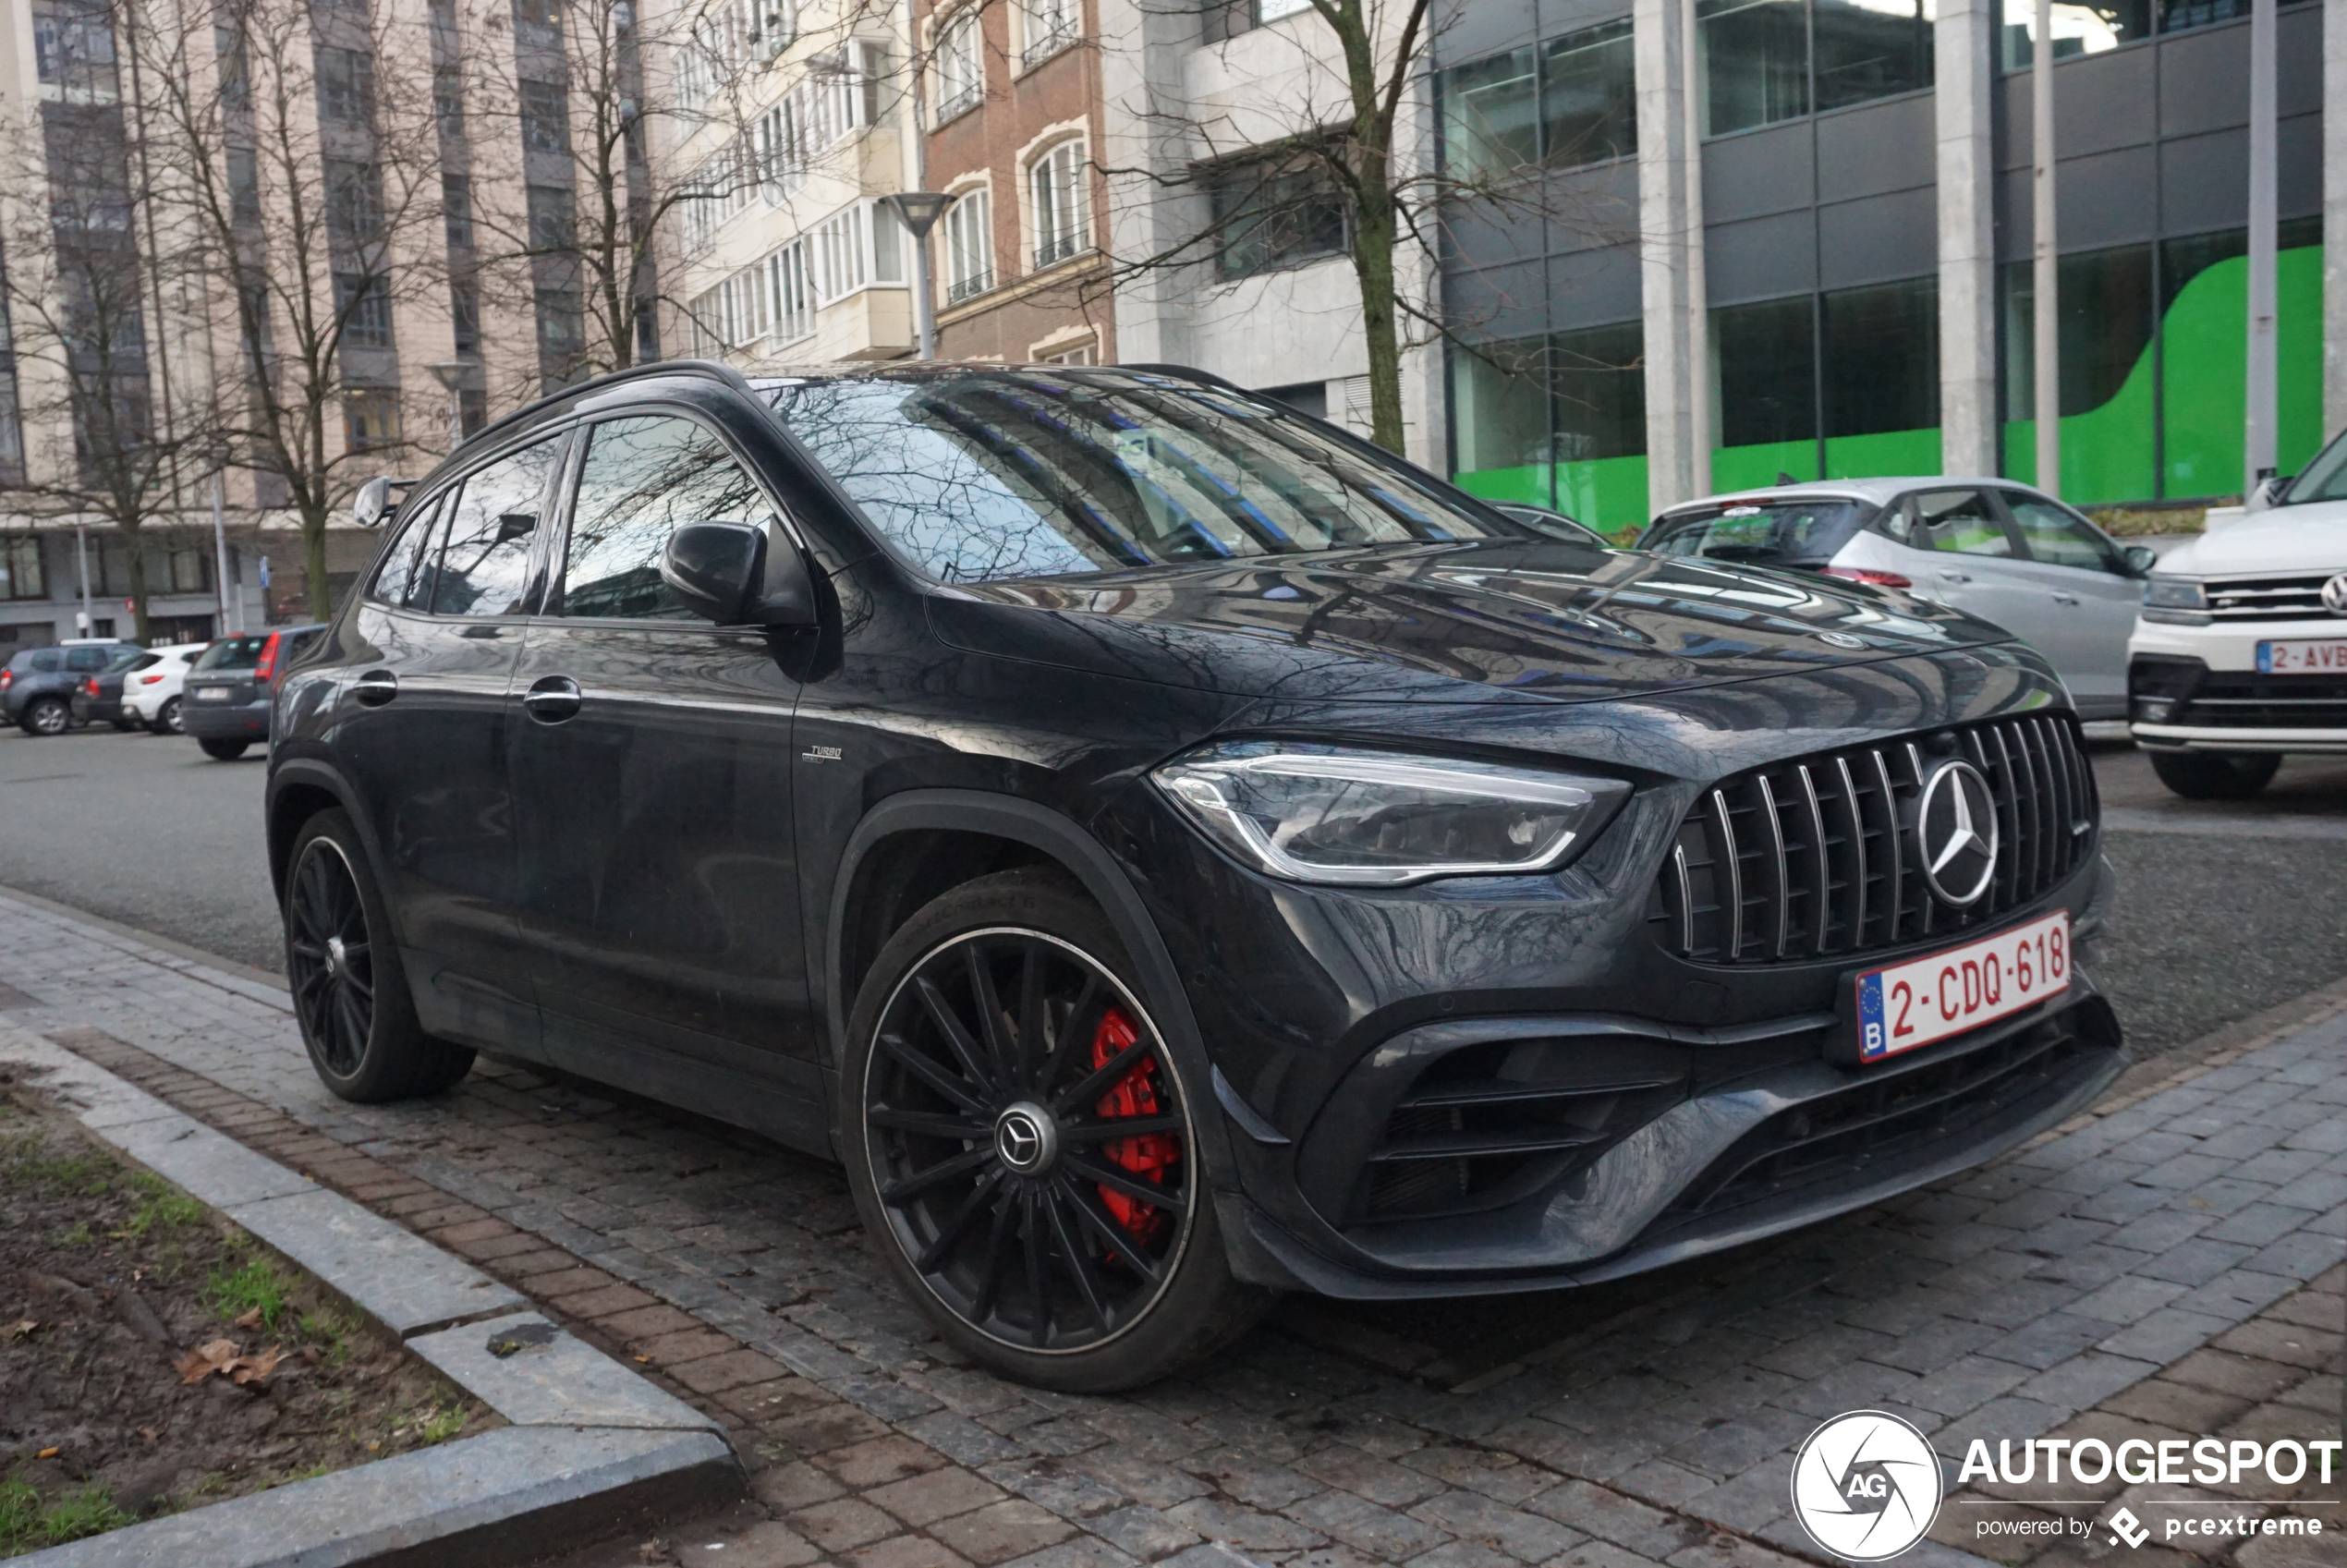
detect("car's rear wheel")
(842, 869), (1268, 1392)
(200, 737), (248, 760)
(285, 809), (473, 1102)
(150, 698), (183, 735)
(2147, 749), (2280, 800)
(23, 698), (69, 736)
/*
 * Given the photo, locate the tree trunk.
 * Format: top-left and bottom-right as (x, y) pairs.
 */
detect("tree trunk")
(303, 510), (333, 621)
(123, 526), (152, 644)
(1350, 185), (1406, 455)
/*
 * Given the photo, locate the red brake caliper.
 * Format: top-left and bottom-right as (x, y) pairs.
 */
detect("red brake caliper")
(1090, 1006), (1177, 1247)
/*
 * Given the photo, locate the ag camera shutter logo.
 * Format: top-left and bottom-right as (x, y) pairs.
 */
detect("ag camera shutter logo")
(1791, 1411), (1944, 1561)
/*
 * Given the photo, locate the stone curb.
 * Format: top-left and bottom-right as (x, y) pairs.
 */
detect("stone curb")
(0, 1029), (745, 1568)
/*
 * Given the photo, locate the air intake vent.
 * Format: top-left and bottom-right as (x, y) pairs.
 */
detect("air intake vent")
(1648, 714), (2096, 966)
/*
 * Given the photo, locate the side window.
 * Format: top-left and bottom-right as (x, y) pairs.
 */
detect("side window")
(66, 648), (107, 672)
(1885, 490), (2013, 557)
(30, 651), (60, 673)
(2004, 494), (2124, 574)
(560, 414), (777, 620)
(368, 490), (444, 606)
(431, 435), (565, 616)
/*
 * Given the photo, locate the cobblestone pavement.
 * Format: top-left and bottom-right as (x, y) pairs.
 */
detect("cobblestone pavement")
(0, 889), (2340, 1568)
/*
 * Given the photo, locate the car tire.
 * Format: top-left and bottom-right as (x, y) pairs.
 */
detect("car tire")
(284, 808), (474, 1102)
(22, 698), (69, 736)
(150, 698), (183, 736)
(841, 868), (1270, 1392)
(199, 737), (249, 760)
(2147, 749), (2280, 800)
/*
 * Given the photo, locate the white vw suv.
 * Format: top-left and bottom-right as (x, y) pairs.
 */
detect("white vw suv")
(2130, 427), (2347, 797)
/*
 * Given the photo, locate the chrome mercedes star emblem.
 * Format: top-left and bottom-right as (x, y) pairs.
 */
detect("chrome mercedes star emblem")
(993, 1101), (1057, 1174)
(2323, 572), (2347, 616)
(1917, 760), (1999, 907)
(1818, 631), (1867, 650)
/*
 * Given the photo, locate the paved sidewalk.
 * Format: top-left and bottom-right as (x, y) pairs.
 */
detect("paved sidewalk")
(0, 889), (2340, 1568)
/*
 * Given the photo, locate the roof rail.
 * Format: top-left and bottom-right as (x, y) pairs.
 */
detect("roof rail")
(461, 359), (761, 454)
(1117, 362), (1250, 395)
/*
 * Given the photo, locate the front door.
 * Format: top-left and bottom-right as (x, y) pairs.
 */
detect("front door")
(1992, 492), (2142, 717)
(329, 432), (567, 1055)
(506, 410), (819, 1136)
(1877, 488), (2049, 650)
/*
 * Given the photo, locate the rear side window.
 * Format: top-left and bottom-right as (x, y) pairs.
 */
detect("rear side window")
(1644, 500), (1871, 567)
(195, 635), (268, 672)
(66, 648), (108, 672)
(30, 650), (60, 673)
(369, 491), (444, 607)
(128, 654), (163, 673)
(559, 414), (776, 620)
(103, 648), (142, 672)
(430, 436), (565, 616)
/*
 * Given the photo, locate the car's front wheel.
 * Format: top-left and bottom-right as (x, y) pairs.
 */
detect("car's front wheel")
(22, 698), (69, 736)
(842, 869), (1268, 1392)
(284, 808), (474, 1102)
(150, 697), (183, 735)
(2148, 749), (2280, 800)
(200, 737), (248, 760)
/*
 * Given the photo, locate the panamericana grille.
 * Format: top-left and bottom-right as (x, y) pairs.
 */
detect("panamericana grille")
(1648, 714), (2096, 966)
(2203, 573), (2347, 621)
(1669, 1006), (2113, 1218)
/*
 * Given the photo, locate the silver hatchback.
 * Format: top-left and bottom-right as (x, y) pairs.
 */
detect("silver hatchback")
(1642, 478), (2157, 720)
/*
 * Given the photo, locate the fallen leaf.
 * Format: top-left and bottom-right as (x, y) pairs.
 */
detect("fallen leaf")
(633, 1355), (651, 1363)
(35, 1447), (58, 1460)
(303, 1346), (320, 1365)
(365, 1440), (380, 1452)
(231, 1345), (287, 1385)
(8, 1319), (36, 1341)
(175, 1338), (240, 1384)
(234, 1307), (264, 1330)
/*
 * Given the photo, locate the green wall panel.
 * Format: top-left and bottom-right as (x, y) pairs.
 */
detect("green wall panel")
(1825, 427), (1943, 480)
(1711, 440), (1819, 493)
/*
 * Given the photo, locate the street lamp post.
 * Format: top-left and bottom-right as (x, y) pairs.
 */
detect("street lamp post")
(427, 360), (469, 453)
(879, 192), (957, 361)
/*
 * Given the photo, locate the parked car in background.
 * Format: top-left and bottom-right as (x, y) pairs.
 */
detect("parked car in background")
(1491, 502), (1615, 550)
(68, 644), (152, 730)
(1643, 479), (2156, 719)
(118, 645), (209, 735)
(2129, 425), (2347, 797)
(181, 626), (327, 760)
(1, 639), (143, 735)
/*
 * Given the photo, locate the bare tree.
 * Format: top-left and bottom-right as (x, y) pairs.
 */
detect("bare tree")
(136, 0), (445, 617)
(0, 0), (216, 641)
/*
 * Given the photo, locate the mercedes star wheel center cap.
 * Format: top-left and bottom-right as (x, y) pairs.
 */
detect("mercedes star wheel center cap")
(325, 934), (347, 976)
(1917, 760), (1999, 907)
(994, 1101), (1058, 1174)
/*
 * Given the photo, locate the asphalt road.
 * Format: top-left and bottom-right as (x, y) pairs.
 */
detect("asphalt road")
(4, 718), (2345, 1059)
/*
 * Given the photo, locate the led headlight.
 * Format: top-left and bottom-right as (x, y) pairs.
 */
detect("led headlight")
(2141, 577), (2210, 625)
(1151, 743), (1631, 886)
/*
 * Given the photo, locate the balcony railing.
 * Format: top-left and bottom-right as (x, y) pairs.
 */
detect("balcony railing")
(1032, 234), (1078, 269)
(946, 269), (994, 303)
(1022, 20), (1076, 67)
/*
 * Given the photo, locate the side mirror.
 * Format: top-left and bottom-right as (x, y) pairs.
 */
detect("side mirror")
(659, 522), (818, 626)
(352, 476), (394, 529)
(2122, 544), (2159, 577)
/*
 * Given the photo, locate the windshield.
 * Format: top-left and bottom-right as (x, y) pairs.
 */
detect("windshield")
(763, 370), (1526, 583)
(2285, 428), (2347, 504)
(1644, 499), (1873, 567)
(193, 635), (268, 673)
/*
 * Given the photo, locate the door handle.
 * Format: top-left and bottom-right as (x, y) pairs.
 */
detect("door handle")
(523, 675), (581, 723)
(352, 670), (397, 708)
(2052, 591), (2080, 605)
(1939, 570), (1971, 584)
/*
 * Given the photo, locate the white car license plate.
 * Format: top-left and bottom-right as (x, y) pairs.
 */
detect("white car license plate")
(2257, 639), (2347, 674)
(1854, 911), (2070, 1064)
(195, 686), (230, 700)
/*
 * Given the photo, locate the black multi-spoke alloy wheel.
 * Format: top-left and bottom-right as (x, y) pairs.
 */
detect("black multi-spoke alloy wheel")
(843, 870), (1267, 1391)
(284, 808), (473, 1102)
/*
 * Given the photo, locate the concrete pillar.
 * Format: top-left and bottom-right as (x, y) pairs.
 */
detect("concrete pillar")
(2326, 0), (2347, 434)
(1935, 0), (1998, 476)
(1636, 0), (1708, 511)
(1096, 0), (1197, 365)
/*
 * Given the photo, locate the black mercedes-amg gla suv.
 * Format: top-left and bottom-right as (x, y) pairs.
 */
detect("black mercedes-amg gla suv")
(268, 361), (2124, 1389)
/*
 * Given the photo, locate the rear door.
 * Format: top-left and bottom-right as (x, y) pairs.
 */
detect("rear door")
(1990, 491), (2140, 716)
(329, 431), (567, 1056)
(1874, 489), (2048, 643)
(505, 409), (818, 1135)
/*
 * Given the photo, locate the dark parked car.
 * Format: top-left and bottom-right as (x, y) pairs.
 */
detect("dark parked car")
(2, 640), (141, 735)
(182, 626), (327, 760)
(69, 645), (153, 731)
(268, 361), (2124, 1391)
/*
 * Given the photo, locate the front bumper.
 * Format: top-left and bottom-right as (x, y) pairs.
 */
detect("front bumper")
(181, 699), (270, 740)
(2128, 645), (2347, 752)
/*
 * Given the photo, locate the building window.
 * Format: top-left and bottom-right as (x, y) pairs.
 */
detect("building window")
(1697, 0), (1931, 137)
(536, 288), (587, 385)
(521, 79), (571, 153)
(1022, 0), (1078, 67)
(1438, 20), (1635, 184)
(1714, 295), (1816, 464)
(317, 46), (375, 123)
(528, 184), (577, 252)
(452, 281), (480, 353)
(1995, 0), (2308, 67)
(32, 0), (119, 100)
(1210, 157), (1345, 279)
(1448, 323), (1647, 529)
(346, 390), (403, 452)
(326, 160), (385, 242)
(229, 148), (263, 228)
(1709, 275), (1939, 488)
(1, 538), (43, 601)
(935, 11), (982, 121)
(335, 273), (395, 349)
(443, 175), (473, 250)
(1036, 338), (1094, 365)
(213, 24), (249, 109)
(434, 63), (465, 139)
(769, 241), (814, 343)
(1029, 141), (1087, 270)
(942, 187), (993, 302)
